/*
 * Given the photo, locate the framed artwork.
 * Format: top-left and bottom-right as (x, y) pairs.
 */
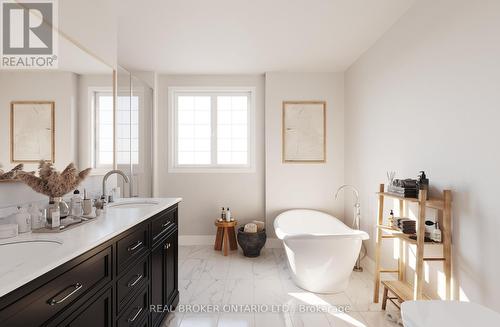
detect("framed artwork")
(11, 101), (55, 163)
(282, 101), (326, 163)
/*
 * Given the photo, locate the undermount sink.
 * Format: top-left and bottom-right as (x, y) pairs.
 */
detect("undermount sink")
(108, 200), (159, 209)
(0, 239), (63, 274)
(0, 239), (63, 248)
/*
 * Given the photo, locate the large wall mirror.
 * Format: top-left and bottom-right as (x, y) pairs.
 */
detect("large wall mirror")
(0, 33), (114, 178)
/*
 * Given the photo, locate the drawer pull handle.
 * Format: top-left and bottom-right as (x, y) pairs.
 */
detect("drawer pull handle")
(128, 306), (143, 323)
(127, 274), (143, 288)
(48, 283), (83, 305)
(164, 242), (171, 250)
(161, 221), (171, 228)
(128, 241), (143, 252)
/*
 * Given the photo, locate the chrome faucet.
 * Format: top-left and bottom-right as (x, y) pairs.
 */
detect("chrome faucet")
(102, 170), (130, 202)
(335, 184), (361, 230)
(335, 184), (364, 272)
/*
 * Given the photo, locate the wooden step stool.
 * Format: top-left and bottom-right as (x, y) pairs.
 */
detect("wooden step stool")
(381, 280), (431, 310)
(214, 220), (238, 256)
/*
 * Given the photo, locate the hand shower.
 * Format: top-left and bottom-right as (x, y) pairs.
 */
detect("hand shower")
(335, 184), (365, 272)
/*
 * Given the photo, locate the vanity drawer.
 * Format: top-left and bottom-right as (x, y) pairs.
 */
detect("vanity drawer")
(0, 246), (112, 327)
(117, 256), (149, 313)
(151, 206), (177, 245)
(117, 223), (149, 275)
(117, 285), (149, 327)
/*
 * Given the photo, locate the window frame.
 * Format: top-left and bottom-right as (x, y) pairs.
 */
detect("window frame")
(168, 86), (256, 173)
(91, 88), (114, 172)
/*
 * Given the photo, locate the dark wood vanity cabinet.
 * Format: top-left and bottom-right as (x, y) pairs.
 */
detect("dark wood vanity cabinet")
(0, 204), (179, 327)
(151, 230), (178, 327)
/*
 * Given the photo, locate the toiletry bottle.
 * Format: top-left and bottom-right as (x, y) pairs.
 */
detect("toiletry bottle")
(388, 210), (395, 229)
(226, 207), (231, 222)
(432, 222), (442, 243)
(83, 189), (93, 216)
(221, 207), (226, 221)
(29, 203), (42, 230)
(48, 201), (60, 229)
(71, 190), (83, 217)
(15, 206), (31, 233)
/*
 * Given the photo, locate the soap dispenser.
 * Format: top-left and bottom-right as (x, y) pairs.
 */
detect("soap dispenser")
(431, 222), (442, 243)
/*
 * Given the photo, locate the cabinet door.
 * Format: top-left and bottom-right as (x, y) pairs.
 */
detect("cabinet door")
(53, 288), (112, 327)
(151, 242), (164, 326)
(164, 230), (178, 304)
(151, 229), (178, 327)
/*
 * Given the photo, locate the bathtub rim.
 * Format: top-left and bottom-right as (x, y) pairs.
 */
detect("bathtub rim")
(274, 208), (369, 241)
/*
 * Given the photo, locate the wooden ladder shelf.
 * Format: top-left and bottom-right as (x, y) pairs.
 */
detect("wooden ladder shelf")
(373, 183), (452, 305)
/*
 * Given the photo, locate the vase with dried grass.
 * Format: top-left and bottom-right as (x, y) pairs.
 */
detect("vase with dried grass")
(16, 161), (92, 220)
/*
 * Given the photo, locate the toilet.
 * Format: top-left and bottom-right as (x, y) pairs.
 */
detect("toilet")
(401, 300), (500, 327)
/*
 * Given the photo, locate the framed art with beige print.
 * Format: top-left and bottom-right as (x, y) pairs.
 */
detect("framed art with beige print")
(11, 101), (55, 163)
(282, 101), (326, 163)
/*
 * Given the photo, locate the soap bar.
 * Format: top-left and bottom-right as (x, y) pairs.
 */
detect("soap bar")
(244, 223), (257, 233)
(252, 220), (265, 232)
(0, 224), (18, 239)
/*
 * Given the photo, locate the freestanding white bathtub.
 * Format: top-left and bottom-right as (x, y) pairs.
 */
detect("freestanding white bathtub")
(274, 209), (369, 293)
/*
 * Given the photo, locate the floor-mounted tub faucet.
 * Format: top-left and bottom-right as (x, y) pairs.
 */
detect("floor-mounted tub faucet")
(335, 184), (364, 272)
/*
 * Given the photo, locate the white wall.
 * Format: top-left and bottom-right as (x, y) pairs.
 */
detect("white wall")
(0, 72), (78, 172)
(345, 0), (500, 310)
(0, 72), (113, 209)
(265, 73), (345, 236)
(157, 75), (265, 235)
(59, 0), (117, 68)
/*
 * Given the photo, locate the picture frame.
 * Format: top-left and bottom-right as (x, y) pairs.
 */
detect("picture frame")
(10, 101), (55, 163)
(282, 101), (326, 163)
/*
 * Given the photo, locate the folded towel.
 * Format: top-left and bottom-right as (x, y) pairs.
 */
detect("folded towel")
(244, 223), (257, 233)
(252, 220), (265, 232)
(392, 179), (418, 188)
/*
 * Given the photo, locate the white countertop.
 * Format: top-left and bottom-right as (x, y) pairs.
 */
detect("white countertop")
(0, 197), (182, 298)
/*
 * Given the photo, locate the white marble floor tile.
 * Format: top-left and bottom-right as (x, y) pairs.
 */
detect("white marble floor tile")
(325, 311), (368, 327)
(179, 246), (193, 260)
(345, 278), (383, 312)
(359, 311), (400, 327)
(223, 279), (254, 304)
(190, 279), (226, 305)
(289, 312), (331, 327)
(179, 313), (219, 327)
(252, 256), (280, 280)
(180, 258), (206, 280)
(217, 313), (254, 327)
(228, 257), (254, 280)
(161, 311), (184, 327)
(178, 279), (198, 304)
(174, 246), (388, 327)
(187, 246), (220, 259)
(201, 257), (231, 280)
(254, 279), (287, 305)
(317, 292), (354, 312)
(254, 313), (293, 327)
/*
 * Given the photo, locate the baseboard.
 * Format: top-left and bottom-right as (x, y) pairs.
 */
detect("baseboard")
(179, 234), (282, 248)
(265, 238), (282, 248)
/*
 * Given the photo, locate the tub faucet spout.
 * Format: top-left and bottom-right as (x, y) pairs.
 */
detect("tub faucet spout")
(335, 184), (364, 272)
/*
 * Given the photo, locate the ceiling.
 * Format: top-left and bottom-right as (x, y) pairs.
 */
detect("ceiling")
(118, 0), (415, 74)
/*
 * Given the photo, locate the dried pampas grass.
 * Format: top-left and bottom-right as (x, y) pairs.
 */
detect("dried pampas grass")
(0, 164), (24, 180)
(17, 161), (91, 197)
